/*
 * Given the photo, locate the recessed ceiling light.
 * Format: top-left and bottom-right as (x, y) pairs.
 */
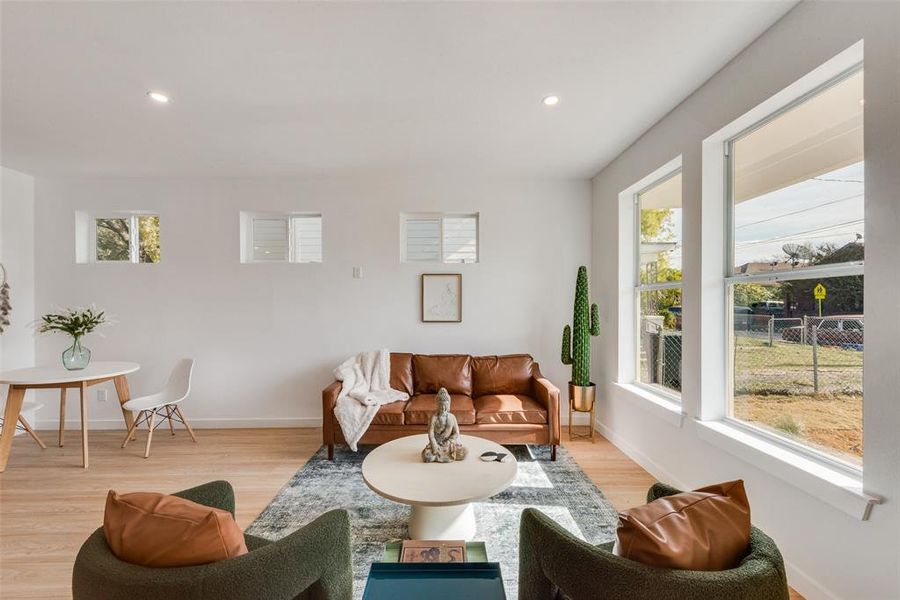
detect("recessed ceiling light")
(147, 91), (170, 104)
(542, 95), (560, 107)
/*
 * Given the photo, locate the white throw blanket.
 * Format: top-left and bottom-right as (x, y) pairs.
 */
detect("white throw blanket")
(333, 349), (409, 451)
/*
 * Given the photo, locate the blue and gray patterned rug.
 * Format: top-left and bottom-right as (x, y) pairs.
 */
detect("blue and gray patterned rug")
(246, 443), (619, 599)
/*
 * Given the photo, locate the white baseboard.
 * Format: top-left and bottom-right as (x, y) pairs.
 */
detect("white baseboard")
(593, 416), (688, 489)
(38, 417), (323, 430)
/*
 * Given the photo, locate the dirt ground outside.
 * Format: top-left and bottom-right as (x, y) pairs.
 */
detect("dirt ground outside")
(732, 336), (863, 466)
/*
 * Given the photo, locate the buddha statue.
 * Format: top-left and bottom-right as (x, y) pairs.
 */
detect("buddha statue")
(422, 388), (468, 463)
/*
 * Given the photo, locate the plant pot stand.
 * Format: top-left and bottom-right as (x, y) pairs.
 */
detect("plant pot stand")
(568, 382), (596, 442)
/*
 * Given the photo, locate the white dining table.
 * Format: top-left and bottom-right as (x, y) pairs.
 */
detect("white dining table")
(0, 362), (140, 471)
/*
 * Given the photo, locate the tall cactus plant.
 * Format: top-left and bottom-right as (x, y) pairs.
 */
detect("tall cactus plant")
(561, 266), (600, 386)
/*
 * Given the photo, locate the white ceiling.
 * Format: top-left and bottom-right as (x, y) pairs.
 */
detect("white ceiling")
(1, 1), (797, 179)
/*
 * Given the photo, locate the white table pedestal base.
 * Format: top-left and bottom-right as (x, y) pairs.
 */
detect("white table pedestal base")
(409, 503), (476, 540)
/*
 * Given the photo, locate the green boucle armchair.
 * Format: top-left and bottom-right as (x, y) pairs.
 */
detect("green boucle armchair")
(519, 483), (790, 600)
(72, 480), (353, 600)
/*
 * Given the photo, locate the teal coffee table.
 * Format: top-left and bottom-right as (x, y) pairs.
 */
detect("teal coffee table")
(362, 563), (506, 600)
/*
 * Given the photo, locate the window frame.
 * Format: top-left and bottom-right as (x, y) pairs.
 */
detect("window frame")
(400, 212), (479, 264)
(88, 213), (159, 264)
(633, 167), (683, 402)
(721, 62), (865, 477)
(240, 211), (323, 264)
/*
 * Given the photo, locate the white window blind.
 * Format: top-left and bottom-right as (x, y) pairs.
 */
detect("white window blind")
(247, 214), (322, 263)
(405, 217), (442, 262)
(251, 217), (289, 262)
(442, 216), (478, 263)
(402, 213), (478, 263)
(290, 215), (323, 263)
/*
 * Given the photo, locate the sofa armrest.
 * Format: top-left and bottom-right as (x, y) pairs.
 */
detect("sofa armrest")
(322, 381), (342, 446)
(531, 364), (560, 445)
(172, 480), (236, 517)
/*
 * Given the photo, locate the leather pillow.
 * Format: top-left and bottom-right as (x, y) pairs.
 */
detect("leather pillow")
(472, 354), (534, 396)
(613, 480), (751, 571)
(389, 352), (414, 396)
(412, 354), (472, 395)
(103, 490), (248, 567)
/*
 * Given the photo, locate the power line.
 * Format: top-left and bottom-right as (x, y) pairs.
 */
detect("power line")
(735, 219), (864, 249)
(735, 192), (863, 230)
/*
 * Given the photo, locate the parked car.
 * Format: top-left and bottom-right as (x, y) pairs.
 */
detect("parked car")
(750, 300), (785, 316)
(781, 316), (864, 345)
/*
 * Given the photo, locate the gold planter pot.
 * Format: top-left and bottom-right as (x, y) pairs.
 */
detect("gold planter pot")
(568, 383), (596, 442)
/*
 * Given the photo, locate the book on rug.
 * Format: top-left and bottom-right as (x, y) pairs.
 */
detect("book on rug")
(400, 540), (467, 563)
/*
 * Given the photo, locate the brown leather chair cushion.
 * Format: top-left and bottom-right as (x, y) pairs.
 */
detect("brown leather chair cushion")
(404, 393), (476, 425)
(474, 394), (547, 425)
(389, 353), (414, 396)
(372, 400), (408, 425)
(613, 480), (751, 571)
(103, 490), (248, 568)
(412, 354), (473, 396)
(472, 355), (534, 396)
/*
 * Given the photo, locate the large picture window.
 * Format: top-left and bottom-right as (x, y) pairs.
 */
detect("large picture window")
(635, 169), (682, 396)
(726, 66), (864, 468)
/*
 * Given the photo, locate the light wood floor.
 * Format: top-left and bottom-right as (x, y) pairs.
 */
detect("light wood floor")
(0, 427), (802, 599)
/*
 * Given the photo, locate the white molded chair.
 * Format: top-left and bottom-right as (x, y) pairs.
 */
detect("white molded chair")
(121, 359), (196, 458)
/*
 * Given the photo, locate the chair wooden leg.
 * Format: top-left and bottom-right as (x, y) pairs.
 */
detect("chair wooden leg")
(174, 406), (197, 443)
(166, 405), (176, 436)
(550, 444), (557, 461)
(17, 416), (46, 449)
(143, 411), (155, 459)
(122, 411), (143, 449)
(58, 388), (66, 447)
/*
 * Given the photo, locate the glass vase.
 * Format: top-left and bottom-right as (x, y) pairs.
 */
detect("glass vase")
(62, 337), (91, 370)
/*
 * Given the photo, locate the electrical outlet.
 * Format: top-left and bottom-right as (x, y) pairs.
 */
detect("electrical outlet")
(353, 266), (363, 279)
(97, 389), (108, 402)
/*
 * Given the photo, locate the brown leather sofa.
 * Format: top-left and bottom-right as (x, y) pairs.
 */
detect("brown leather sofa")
(322, 353), (560, 461)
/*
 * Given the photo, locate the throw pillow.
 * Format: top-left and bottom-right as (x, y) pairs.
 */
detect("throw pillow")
(613, 480), (751, 571)
(103, 490), (248, 567)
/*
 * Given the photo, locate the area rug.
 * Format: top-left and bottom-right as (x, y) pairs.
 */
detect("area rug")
(246, 444), (619, 599)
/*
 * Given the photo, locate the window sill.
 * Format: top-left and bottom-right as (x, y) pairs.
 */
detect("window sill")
(695, 419), (881, 521)
(613, 383), (685, 428)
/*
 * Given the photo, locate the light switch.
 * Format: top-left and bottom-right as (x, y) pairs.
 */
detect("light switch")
(353, 266), (363, 279)
(97, 389), (108, 402)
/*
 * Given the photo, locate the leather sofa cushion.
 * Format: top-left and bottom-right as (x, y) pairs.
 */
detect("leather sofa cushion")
(412, 354), (473, 396)
(389, 353), (414, 395)
(103, 490), (248, 568)
(372, 400), (408, 426)
(474, 394), (547, 425)
(613, 480), (751, 571)
(404, 393), (476, 425)
(472, 354), (534, 396)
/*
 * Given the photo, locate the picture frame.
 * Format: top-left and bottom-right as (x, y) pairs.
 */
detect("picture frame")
(421, 273), (462, 323)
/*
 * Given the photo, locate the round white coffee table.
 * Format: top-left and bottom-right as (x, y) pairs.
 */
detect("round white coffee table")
(362, 434), (517, 540)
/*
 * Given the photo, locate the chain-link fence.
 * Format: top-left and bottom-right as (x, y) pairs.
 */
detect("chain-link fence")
(733, 315), (864, 397)
(639, 317), (682, 393)
(732, 314), (864, 463)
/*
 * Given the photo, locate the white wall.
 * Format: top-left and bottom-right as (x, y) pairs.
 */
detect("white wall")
(0, 166), (36, 372)
(591, 2), (899, 599)
(32, 175), (591, 429)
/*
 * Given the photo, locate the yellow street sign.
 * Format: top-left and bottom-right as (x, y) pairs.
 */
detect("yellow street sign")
(814, 283), (827, 300)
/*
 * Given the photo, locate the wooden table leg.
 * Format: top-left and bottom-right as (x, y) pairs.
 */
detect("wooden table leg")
(59, 388), (67, 447)
(80, 381), (89, 469)
(0, 386), (26, 472)
(114, 376), (135, 441)
(17, 415), (46, 449)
